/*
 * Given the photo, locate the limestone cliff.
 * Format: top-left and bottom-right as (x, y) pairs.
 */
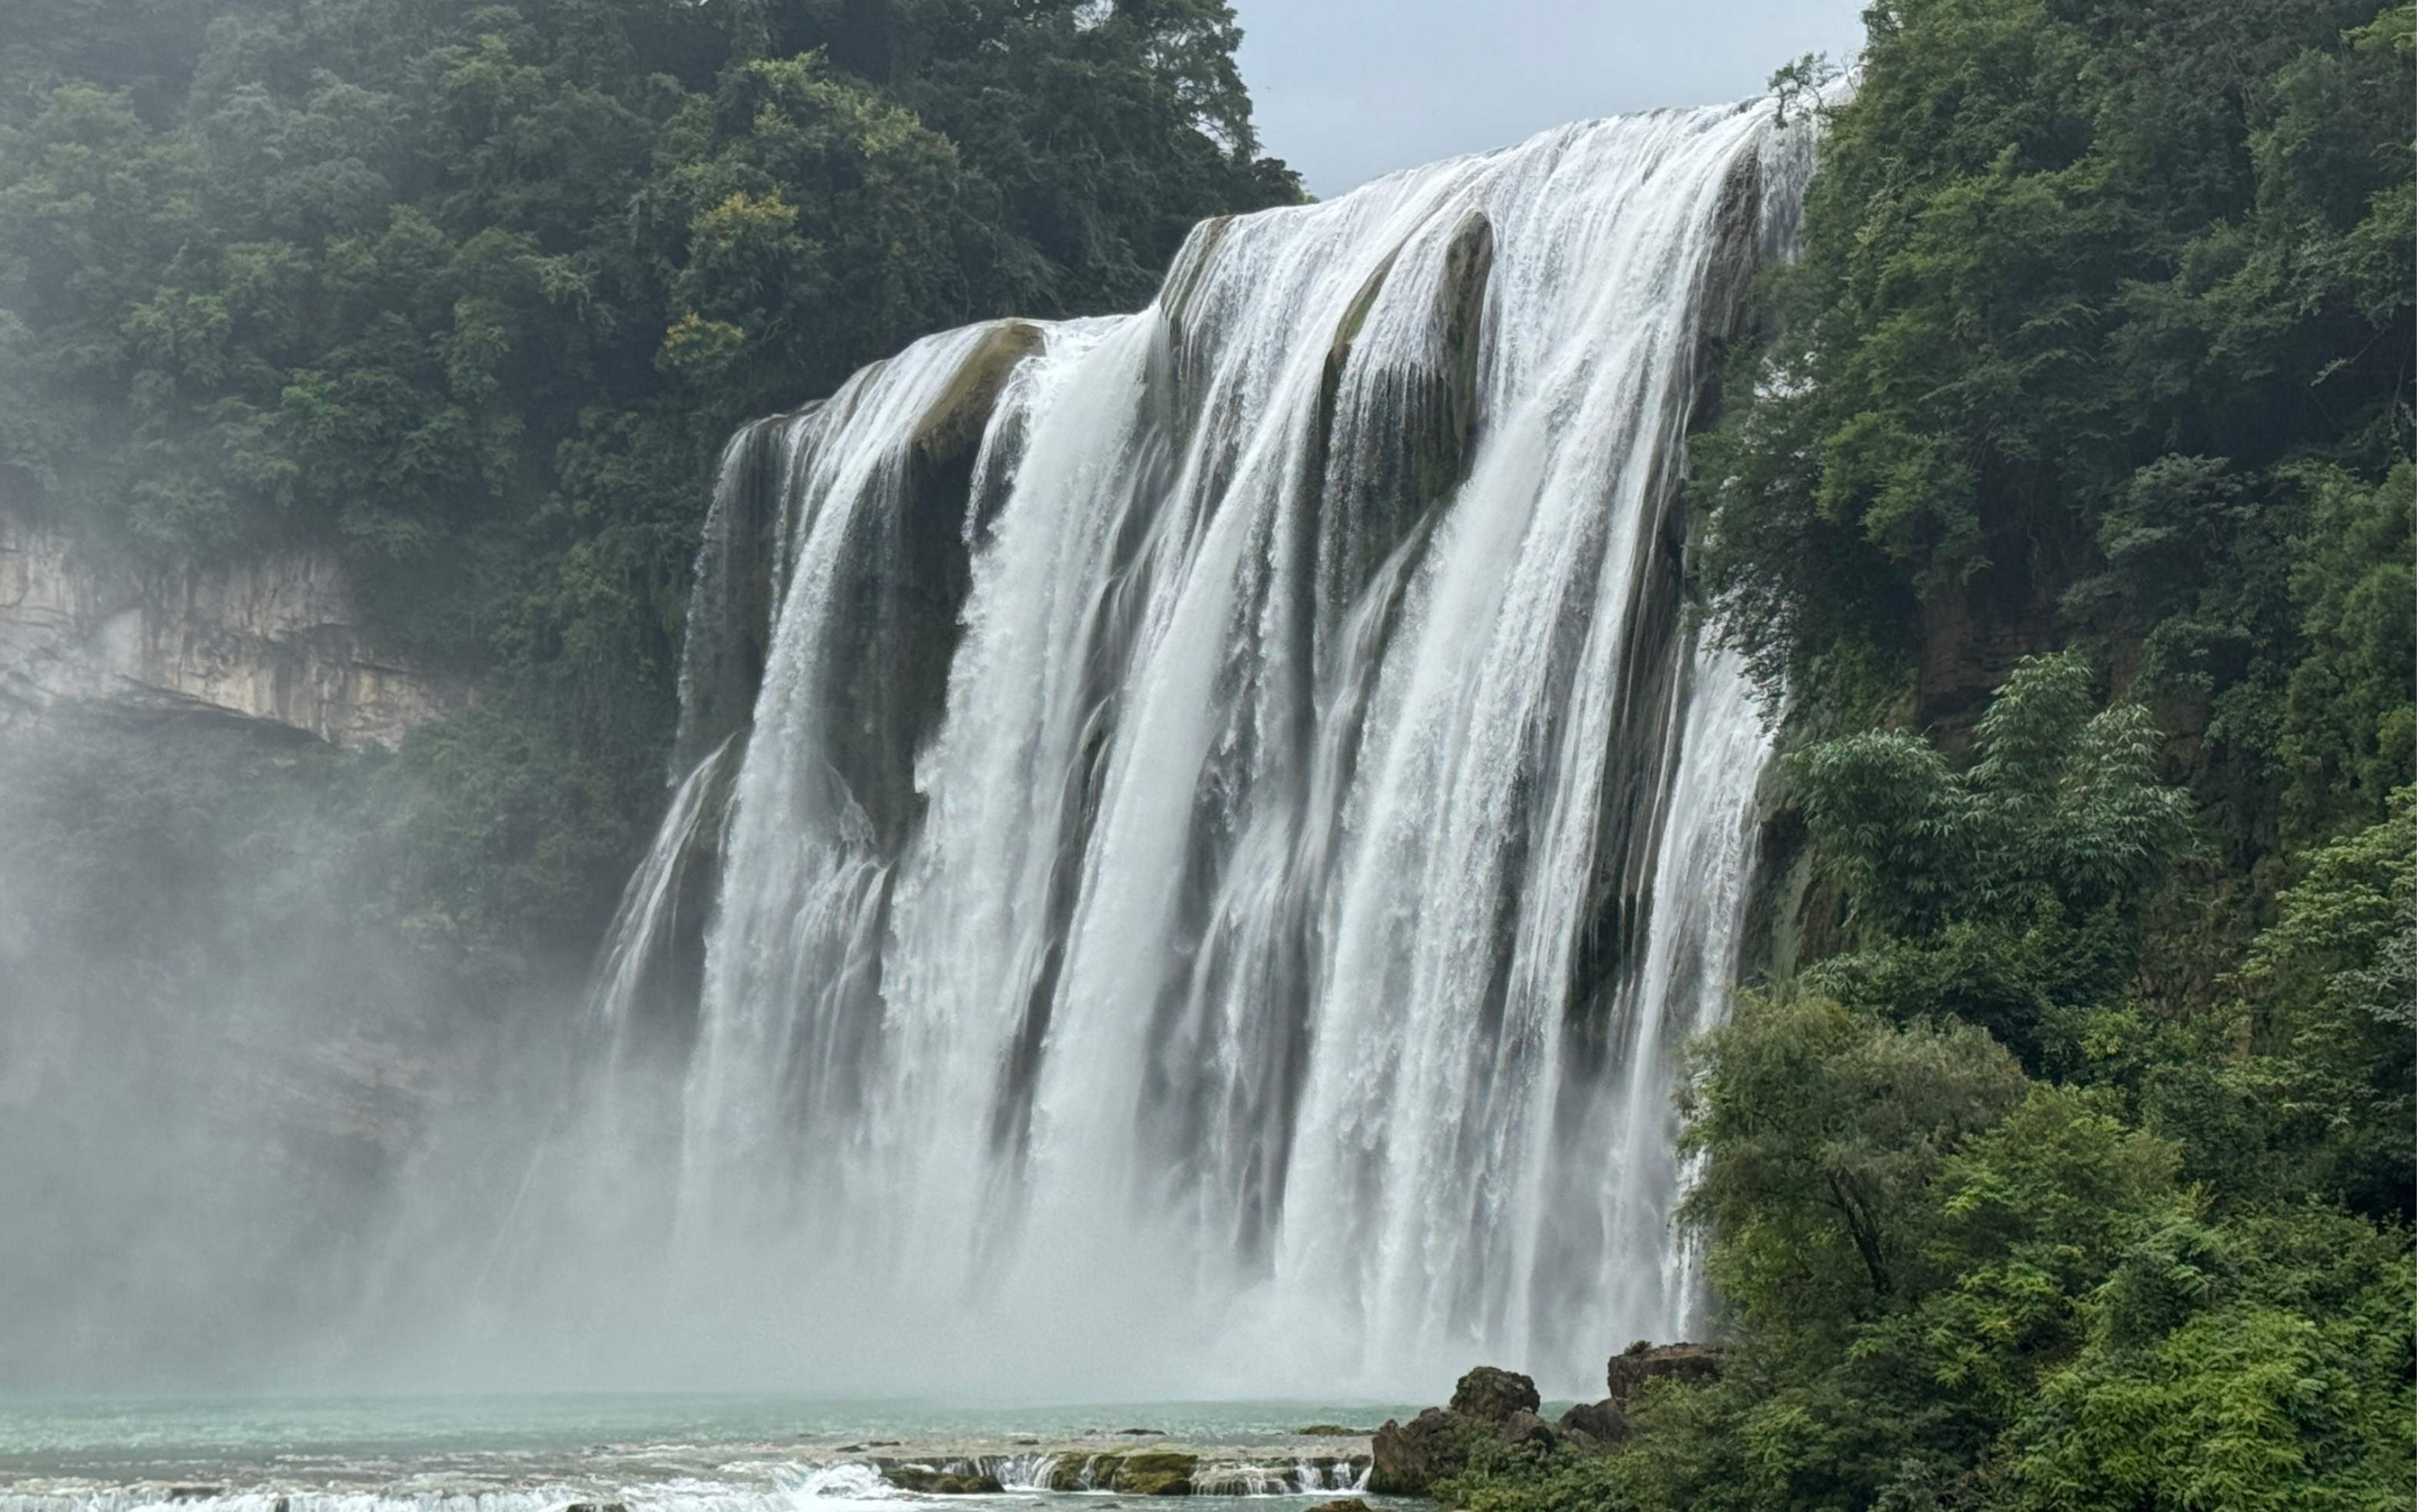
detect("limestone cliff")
(0, 511), (463, 747)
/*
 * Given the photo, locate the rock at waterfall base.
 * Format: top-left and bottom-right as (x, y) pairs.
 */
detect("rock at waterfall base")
(1370, 1365), (1546, 1494)
(1448, 1364), (1541, 1424)
(879, 1466), (1005, 1495)
(1045, 1451), (1199, 1495)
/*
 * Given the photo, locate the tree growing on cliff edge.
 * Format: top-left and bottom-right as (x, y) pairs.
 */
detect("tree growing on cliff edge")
(1694, 0), (2412, 848)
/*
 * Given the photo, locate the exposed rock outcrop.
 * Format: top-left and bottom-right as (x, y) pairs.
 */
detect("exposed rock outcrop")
(1374, 1352), (1728, 1486)
(1605, 1338), (1724, 1400)
(1449, 1363), (1542, 1423)
(1370, 1365), (1545, 1494)
(828, 318), (1045, 849)
(0, 510), (462, 747)
(1369, 1408), (1491, 1495)
(1555, 1397), (1629, 1444)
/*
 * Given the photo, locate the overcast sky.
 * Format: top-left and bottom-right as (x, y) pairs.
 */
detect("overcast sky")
(1230, 0), (1868, 197)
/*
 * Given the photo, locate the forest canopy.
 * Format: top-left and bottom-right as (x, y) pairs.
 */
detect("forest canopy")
(0, 0), (1300, 956)
(1434, 0), (2413, 1507)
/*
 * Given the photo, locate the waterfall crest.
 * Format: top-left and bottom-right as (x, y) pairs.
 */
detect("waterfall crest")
(562, 103), (1813, 1398)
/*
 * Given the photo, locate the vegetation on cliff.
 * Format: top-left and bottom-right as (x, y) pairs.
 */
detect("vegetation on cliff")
(0, 0), (1298, 963)
(1437, 0), (2414, 1507)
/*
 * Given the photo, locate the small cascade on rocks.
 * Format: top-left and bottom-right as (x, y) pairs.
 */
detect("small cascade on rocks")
(557, 101), (1815, 1397)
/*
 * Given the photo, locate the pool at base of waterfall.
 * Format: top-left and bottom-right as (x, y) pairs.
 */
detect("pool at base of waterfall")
(0, 1398), (1435, 1512)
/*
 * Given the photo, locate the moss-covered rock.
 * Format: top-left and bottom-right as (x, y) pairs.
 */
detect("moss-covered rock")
(1110, 1451), (1199, 1495)
(1039, 1450), (1199, 1495)
(878, 1464), (1006, 1495)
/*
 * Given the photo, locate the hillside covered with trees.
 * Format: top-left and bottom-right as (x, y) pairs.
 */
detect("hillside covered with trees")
(0, 0), (2407, 1489)
(0, 0), (1300, 965)
(1426, 0), (2415, 1506)
(0, 0), (1299, 1376)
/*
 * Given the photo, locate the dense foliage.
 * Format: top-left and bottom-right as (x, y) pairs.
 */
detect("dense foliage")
(1434, 0), (2414, 1507)
(0, 0), (1298, 959)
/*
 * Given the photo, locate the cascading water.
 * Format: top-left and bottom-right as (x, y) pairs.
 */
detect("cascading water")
(565, 101), (1814, 1399)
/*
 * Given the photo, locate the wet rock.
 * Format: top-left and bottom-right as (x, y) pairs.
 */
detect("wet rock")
(1306, 1500), (1371, 1512)
(825, 319), (1047, 850)
(1605, 1340), (1723, 1402)
(1047, 1451), (1198, 1495)
(1048, 1454), (1105, 1491)
(1294, 1424), (1373, 1436)
(881, 1465), (1004, 1495)
(1112, 1451), (1199, 1495)
(1498, 1409), (1558, 1449)
(1556, 1398), (1630, 1445)
(1448, 1364), (1541, 1424)
(564, 1502), (630, 1512)
(1308, 208), (1495, 651)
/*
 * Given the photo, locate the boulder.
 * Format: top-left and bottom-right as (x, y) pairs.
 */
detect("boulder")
(1498, 1409), (1558, 1449)
(1369, 1407), (1488, 1495)
(1556, 1398), (1630, 1445)
(1448, 1364), (1541, 1424)
(1605, 1340), (1724, 1402)
(1306, 1500), (1371, 1512)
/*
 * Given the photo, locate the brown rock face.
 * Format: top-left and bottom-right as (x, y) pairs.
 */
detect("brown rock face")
(1448, 1364), (1541, 1424)
(1606, 1339), (1724, 1401)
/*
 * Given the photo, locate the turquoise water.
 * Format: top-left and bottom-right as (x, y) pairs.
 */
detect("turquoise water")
(0, 1397), (1426, 1512)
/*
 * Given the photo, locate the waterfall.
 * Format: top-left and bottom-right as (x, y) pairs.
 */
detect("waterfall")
(572, 102), (1814, 1398)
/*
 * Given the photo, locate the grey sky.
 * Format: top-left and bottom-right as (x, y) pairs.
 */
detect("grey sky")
(1230, 0), (1867, 197)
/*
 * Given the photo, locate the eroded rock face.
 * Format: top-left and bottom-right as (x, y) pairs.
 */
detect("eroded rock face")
(827, 318), (1046, 849)
(0, 511), (463, 747)
(1606, 1339), (1724, 1401)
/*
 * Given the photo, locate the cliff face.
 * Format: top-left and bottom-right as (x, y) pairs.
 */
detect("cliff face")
(0, 512), (464, 748)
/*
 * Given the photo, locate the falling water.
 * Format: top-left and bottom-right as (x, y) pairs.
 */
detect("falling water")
(570, 102), (1814, 1398)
